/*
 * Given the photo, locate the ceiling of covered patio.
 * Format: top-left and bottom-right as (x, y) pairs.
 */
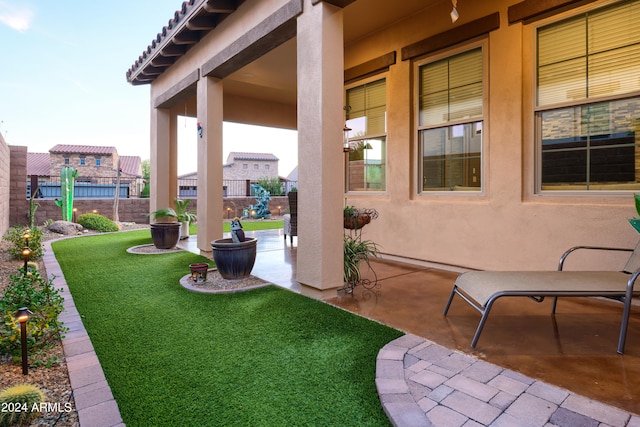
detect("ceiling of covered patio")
(128, 0), (445, 120)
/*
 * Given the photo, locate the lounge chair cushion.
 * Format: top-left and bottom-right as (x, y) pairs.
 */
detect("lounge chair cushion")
(455, 271), (631, 308)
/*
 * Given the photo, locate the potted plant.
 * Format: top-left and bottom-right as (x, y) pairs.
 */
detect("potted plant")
(149, 207), (181, 249)
(211, 217), (257, 280)
(344, 206), (378, 230)
(174, 198), (197, 239)
(343, 234), (379, 292)
(629, 193), (640, 234)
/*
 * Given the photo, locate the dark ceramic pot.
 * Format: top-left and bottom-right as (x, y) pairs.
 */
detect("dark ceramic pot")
(150, 222), (182, 249)
(211, 237), (257, 280)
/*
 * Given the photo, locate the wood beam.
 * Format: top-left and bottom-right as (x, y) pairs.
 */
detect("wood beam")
(401, 13), (500, 61)
(174, 30), (200, 45)
(204, 0), (237, 13)
(508, 0), (598, 24)
(160, 44), (187, 56)
(186, 15), (217, 31)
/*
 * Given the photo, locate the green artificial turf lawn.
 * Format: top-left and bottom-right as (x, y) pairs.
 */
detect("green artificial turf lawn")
(52, 231), (402, 426)
(221, 220), (283, 232)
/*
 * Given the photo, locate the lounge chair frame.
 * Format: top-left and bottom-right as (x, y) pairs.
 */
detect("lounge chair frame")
(443, 245), (640, 354)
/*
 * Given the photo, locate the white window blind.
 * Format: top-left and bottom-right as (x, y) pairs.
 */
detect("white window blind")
(346, 79), (386, 137)
(419, 48), (483, 127)
(538, 0), (640, 106)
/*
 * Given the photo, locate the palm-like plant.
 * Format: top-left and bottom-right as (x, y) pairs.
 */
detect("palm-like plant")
(174, 198), (197, 224)
(343, 235), (379, 287)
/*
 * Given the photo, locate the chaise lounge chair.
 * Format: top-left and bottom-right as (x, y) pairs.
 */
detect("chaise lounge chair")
(443, 243), (640, 354)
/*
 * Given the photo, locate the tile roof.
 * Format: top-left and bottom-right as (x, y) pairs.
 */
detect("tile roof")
(49, 144), (117, 155)
(126, 0), (244, 85)
(27, 153), (51, 176)
(27, 152), (142, 177)
(226, 152), (279, 162)
(119, 156), (142, 177)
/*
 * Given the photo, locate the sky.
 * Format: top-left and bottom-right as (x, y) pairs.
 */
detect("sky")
(0, 1), (298, 177)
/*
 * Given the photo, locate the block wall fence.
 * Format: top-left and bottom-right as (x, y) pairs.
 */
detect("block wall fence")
(0, 137), (10, 237)
(6, 146), (290, 228)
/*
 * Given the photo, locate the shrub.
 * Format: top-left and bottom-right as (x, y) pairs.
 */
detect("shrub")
(2, 226), (44, 260)
(0, 270), (67, 363)
(0, 384), (45, 426)
(77, 213), (119, 232)
(256, 177), (284, 196)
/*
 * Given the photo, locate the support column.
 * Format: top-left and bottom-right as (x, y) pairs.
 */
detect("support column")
(296, 0), (345, 298)
(150, 107), (177, 214)
(196, 75), (224, 251)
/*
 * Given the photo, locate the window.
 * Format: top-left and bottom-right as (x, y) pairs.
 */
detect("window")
(345, 78), (387, 191)
(536, 0), (640, 191)
(265, 164), (270, 171)
(243, 164), (248, 170)
(418, 47), (484, 192)
(64, 157), (69, 165)
(79, 157), (86, 166)
(253, 164), (259, 170)
(95, 157), (101, 166)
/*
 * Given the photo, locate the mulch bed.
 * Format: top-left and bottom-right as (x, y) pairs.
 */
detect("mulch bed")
(0, 223), (149, 427)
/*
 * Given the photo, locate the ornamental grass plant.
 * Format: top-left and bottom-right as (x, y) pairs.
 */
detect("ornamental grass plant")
(52, 230), (401, 426)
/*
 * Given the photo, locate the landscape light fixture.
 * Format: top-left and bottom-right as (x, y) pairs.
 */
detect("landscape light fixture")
(21, 246), (31, 273)
(22, 229), (30, 246)
(16, 307), (32, 375)
(73, 207), (78, 222)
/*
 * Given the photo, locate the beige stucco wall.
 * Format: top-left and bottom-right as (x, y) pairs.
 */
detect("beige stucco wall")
(144, 0), (639, 282)
(344, 0), (638, 272)
(0, 134), (9, 236)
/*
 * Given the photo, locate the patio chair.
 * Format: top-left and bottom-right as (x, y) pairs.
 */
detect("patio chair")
(283, 191), (297, 245)
(443, 243), (640, 354)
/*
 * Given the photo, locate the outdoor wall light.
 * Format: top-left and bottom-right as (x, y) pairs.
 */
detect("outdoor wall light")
(92, 209), (98, 214)
(227, 207), (231, 218)
(343, 105), (352, 152)
(278, 206), (281, 215)
(21, 247), (31, 273)
(343, 125), (352, 153)
(15, 307), (32, 375)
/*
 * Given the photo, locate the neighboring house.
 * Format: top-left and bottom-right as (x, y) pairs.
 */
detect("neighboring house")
(27, 145), (143, 198)
(224, 152), (279, 181)
(179, 152), (295, 197)
(28, 145), (142, 179)
(127, 0), (640, 297)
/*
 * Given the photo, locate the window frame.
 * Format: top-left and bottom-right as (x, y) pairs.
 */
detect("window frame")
(533, 0), (640, 195)
(344, 74), (389, 194)
(414, 40), (488, 197)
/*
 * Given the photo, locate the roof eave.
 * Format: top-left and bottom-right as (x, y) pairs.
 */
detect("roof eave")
(126, 0), (244, 86)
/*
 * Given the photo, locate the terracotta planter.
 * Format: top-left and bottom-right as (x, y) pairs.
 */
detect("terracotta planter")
(150, 222), (182, 249)
(211, 237), (257, 280)
(189, 263), (209, 283)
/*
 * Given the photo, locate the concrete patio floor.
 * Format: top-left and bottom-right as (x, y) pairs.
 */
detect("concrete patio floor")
(183, 229), (640, 418)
